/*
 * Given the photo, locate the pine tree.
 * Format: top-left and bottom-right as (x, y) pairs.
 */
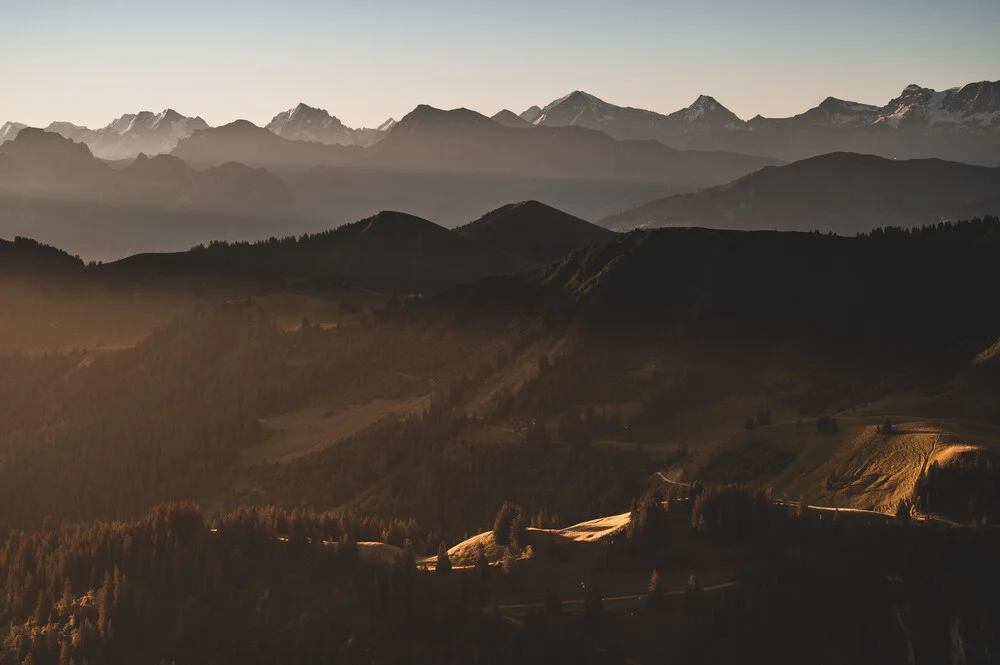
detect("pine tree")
(493, 501), (520, 547)
(435, 541), (452, 574)
(475, 542), (490, 581)
(647, 569), (663, 609)
(584, 583), (604, 628)
(544, 588), (562, 615)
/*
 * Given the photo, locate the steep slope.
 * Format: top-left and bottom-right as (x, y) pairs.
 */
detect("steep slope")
(365, 104), (778, 186)
(603, 153), (1000, 234)
(103, 210), (534, 294)
(456, 200), (616, 264)
(171, 120), (362, 171)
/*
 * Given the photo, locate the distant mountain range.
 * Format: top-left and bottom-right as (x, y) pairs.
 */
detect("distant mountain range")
(518, 81), (1000, 164)
(0, 129), (304, 258)
(602, 152), (1000, 234)
(0, 104), (393, 160)
(358, 104), (778, 184)
(4, 80), (997, 164)
(1, 111), (209, 161)
(0, 128), (291, 213)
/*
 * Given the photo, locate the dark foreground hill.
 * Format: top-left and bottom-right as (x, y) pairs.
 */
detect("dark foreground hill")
(0, 236), (84, 276)
(446, 217), (1000, 354)
(603, 152), (1000, 234)
(455, 200), (616, 264)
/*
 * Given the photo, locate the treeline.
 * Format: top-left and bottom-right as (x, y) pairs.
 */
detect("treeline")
(243, 398), (652, 541)
(912, 451), (999, 523)
(0, 503), (524, 665)
(4, 489), (996, 665)
(0, 305), (296, 528)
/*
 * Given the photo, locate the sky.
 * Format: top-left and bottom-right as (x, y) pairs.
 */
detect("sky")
(2, 0), (998, 129)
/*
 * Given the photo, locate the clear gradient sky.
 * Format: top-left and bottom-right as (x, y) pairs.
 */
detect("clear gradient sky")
(3, 0), (998, 129)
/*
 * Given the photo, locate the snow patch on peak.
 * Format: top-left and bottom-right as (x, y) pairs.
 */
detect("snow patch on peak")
(0, 121), (27, 144)
(684, 95), (720, 120)
(377, 118), (397, 132)
(541, 90), (605, 114)
(520, 105), (542, 124)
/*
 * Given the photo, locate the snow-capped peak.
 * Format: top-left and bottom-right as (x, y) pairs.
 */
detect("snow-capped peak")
(377, 118), (397, 132)
(266, 103), (347, 136)
(668, 95), (743, 127)
(873, 82), (994, 129)
(684, 95), (720, 120)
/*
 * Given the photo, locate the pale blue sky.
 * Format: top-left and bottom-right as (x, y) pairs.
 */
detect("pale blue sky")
(3, 0), (998, 129)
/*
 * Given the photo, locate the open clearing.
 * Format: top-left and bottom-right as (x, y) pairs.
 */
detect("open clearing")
(243, 394), (431, 465)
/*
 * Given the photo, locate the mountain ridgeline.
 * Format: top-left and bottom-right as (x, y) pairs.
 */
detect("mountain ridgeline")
(603, 152), (1000, 233)
(521, 81), (1000, 165)
(101, 204), (614, 294)
(446, 217), (1000, 353)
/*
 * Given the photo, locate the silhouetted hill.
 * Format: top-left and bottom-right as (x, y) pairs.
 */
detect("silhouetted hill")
(603, 153), (1000, 234)
(456, 200), (616, 264)
(0, 236), (84, 276)
(0, 128), (112, 197)
(366, 105), (778, 186)
(102, 210), (534, 294)
(446, 217), (1000, 353)
(171, 120), (362, 171)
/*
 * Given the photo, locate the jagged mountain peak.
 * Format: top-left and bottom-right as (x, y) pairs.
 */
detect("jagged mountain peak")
(268, 103), (345, 127)
(876, 81), (998, 129)
(263, 103), (384, 146)
(157, 109), (185, 124)
(670, 95), (743, 126)
(377, 118), (397, 132)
